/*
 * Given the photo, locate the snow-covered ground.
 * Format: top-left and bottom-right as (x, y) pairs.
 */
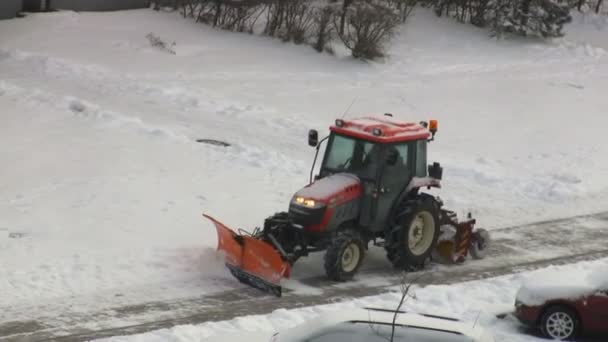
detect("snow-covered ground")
(1, 5), (607, 330)
(100, 257), (608, 342)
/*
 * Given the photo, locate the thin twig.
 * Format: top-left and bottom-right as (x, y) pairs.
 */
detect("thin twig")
(390, 272), (426, 342)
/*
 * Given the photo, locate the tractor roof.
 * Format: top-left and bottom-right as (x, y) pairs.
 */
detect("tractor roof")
(330, 116), (430, 143)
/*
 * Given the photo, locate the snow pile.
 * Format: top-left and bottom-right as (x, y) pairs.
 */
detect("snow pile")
(516, 261), (608, 306)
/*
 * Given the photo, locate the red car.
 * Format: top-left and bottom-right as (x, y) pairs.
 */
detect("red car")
(514, 283), (608, 340)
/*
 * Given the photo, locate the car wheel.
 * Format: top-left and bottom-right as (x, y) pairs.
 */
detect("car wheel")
(539, 305), (579, 341)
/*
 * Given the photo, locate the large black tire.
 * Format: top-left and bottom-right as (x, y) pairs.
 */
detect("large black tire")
(385, 196), (440, 270)
(539, 305), (579, 341)
(324, 229), (365, 281)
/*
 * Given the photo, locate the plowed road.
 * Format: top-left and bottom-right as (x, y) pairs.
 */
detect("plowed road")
(2, 211), (608, 342)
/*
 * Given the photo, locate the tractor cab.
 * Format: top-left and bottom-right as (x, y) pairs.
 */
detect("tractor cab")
(307, 115), (440, 232)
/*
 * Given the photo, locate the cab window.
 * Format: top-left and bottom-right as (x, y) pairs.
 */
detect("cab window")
(416, 140), (427, 177)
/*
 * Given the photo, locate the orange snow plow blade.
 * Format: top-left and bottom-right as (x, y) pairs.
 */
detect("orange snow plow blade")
(203, 214), (290, 297)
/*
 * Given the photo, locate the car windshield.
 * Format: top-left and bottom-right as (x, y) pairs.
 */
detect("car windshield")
(305, 322), (474, 342)
(322, 134), (379, 178)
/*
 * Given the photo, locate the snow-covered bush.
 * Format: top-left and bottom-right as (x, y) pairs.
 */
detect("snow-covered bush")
(425, 0), (572, 38)
(490, 0), (572, 38)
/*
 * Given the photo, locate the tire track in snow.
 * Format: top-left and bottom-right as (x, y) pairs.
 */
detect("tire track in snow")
(2, 211), (608, 342)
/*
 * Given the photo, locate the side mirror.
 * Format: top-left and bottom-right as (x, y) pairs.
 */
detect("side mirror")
(308, 129), (319, 147)
(428, 162), (443, 180)
(386, 149), (398, 166)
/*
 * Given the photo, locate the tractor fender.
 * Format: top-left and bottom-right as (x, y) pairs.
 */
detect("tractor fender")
(405, 177), (441, 192)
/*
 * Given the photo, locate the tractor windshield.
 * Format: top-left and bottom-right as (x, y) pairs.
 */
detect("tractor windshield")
(321, 134), (379, 179)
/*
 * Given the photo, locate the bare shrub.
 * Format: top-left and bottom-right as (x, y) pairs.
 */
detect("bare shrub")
(265, 0), (288, 36)
(168, 0), (409, 58)
(313, 4), (335, 52)
(190, 0), (265, 32)
(385, 0), (418, 21)
(335, 1), (401, 60)
(281, 0), (315, 44)
(338, 0), (356, 35)
(219, 1), (266, 32)
(179, 0), (199, 17)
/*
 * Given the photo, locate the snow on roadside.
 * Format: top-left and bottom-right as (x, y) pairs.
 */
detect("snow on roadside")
(99, 258), (608, 342)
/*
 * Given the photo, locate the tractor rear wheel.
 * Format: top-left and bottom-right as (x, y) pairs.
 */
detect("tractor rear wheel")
(324, 229), (365, 281)
(385, 197), (440, 270)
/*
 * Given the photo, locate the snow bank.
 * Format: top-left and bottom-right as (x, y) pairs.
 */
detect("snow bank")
(516, 261), (608, 306)
(99, 258), (608, 342)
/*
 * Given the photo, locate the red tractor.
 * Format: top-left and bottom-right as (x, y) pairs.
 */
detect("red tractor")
(204, 114), (489, 296)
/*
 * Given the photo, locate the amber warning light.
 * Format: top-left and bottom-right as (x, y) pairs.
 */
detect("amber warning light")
(429, 120), (438, 133)
(426, 119), (438, 142)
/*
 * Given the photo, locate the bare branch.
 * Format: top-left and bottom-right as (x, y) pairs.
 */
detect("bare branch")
(390, 272), (427, 342)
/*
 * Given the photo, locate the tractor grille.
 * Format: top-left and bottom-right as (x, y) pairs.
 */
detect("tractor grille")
(288, 204), (325, 227)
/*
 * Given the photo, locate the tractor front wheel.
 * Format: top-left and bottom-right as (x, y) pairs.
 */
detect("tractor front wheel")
(386, 197), (440, 270)
(324, 229), (365, 281)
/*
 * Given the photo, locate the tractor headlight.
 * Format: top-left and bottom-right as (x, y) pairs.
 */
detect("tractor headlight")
(294, 196), (316, 208)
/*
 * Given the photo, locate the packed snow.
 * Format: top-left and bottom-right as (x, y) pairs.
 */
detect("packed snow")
(516, 262), (608, 306)
(0, 4), (607, 333)
(99, 258), (608, 342)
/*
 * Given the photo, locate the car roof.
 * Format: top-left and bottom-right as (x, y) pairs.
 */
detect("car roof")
(277, 308), (487, 341)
